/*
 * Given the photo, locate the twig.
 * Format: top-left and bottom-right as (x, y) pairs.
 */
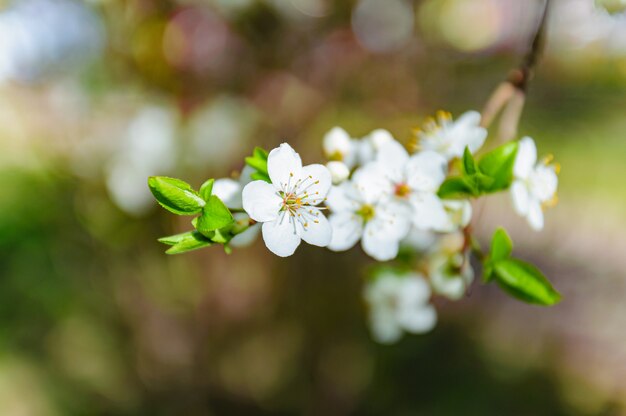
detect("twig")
(508, 0), (551, 93)
(481, 0), (551, 138)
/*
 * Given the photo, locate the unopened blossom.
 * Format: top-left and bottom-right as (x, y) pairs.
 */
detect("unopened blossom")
(364, 271), (437, 344)
(413, 111), (487, 161)
(242, 143), (332, 257)
(323, 127), (356, 167)
(364, 140), (451, 231)
(327, 169), (411, 261)
(510, 137), (559, 231)
(326, 161), (350, 184)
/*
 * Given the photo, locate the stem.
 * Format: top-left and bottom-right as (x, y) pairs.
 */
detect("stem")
(508, 0), (551, 93)
(481, 0), (551, 135)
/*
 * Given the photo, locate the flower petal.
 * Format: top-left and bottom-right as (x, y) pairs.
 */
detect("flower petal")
(370, 308), (403, 344)
(238, 165), (255, 187)
(402, 227), (437, 251)
(368, 200), (412, 241)
(367, 129), (395, 150)
(527, 200), (544, 231)
(410, 193), (451, 231)
(328, 212), (363, 251)
(298, 207), (332, 247)
(230, 215), (260, 247)
(405, 151), (448, 193)
(510, 180), (530, 215)
(514, 137), (537, 179)
(261, 216), (301, 257)
(352, 163), (392, 204)
(442, 199), (472, 229)
(267, 143), (303, 190)
(529, 165), (558, 202)
(451, 110), (487, 155)
(375, 140), (409, 184)
(326, 161), (350, 184)
(361, 229), (401, 261)
(326, 182), (362, 213)
(397, 304), (437, 334)
(299, 163), (332, 205)
(242, 180), (281, 222)
(212, 178), (242, 209)
(429, 255), (467, 300)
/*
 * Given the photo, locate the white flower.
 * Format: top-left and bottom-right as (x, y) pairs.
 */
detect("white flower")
(441, 199), (472, 231)
(354, 128), (395, 165)
(326, 161), (350, 184)
(326, 170), (411, 261)
(414, 111), (487, 161)
(323, 127), (395, 169)
(364, 271), (437, 344)
(510, 137), (559, 231)
(401, 227), (438, 252)
(428, 252), (473, 300)
(366, 140), (451, 231)
(242, 143), (332, 257)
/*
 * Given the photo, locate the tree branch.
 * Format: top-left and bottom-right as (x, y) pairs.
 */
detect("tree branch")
(507, 0), (551, 92)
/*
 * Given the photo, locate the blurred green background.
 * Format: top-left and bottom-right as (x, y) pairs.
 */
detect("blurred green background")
(1, 0), (626, 414)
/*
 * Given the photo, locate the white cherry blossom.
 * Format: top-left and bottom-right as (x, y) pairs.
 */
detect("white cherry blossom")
(323, 127), (395, 168)
(510, 137), (559, 231)
(326, 169), (411, 261)
(364, 271), (437, 344)
(242, 143), (332, 257)
(365, 140), (451, 231)
(414, 111), (487, 161)
(429, 251), (474, 300)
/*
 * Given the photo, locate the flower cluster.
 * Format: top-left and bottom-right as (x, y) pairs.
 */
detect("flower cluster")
(148, 110), (562, 344)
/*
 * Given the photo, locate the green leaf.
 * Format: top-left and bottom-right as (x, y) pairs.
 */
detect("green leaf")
(199, 179), (215, 201)
(493, 258), (561, 306)
(484, 228), (513, 282)
(148, 176), (204, 215)
(462, 147), (477, 175)
(196, 195), (234, 236)
(251, 171), (271, 182)
(158, 231), (195, 246)
(253, 146), (268, 160)
(210, 228), (231, 244)
(477, 142), (519, 192)
(490, 228), (513, 263)
(437, 177), (475, 198)
(245, 147), (271, 183)
(164, 231), (212, 254)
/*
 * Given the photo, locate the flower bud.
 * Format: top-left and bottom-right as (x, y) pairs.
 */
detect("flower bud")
(326, 161), (350, 184)
(323, 127), (352, 160)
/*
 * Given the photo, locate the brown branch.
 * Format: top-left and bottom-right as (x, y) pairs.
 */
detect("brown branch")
(507, 0), (551, 92)
(481, 0), (551, 139)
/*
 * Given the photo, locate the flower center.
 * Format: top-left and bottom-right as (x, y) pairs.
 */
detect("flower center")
(357, 204), (375, 222)
(394, 183), (411, 198)
(281, 192), (303, 215)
